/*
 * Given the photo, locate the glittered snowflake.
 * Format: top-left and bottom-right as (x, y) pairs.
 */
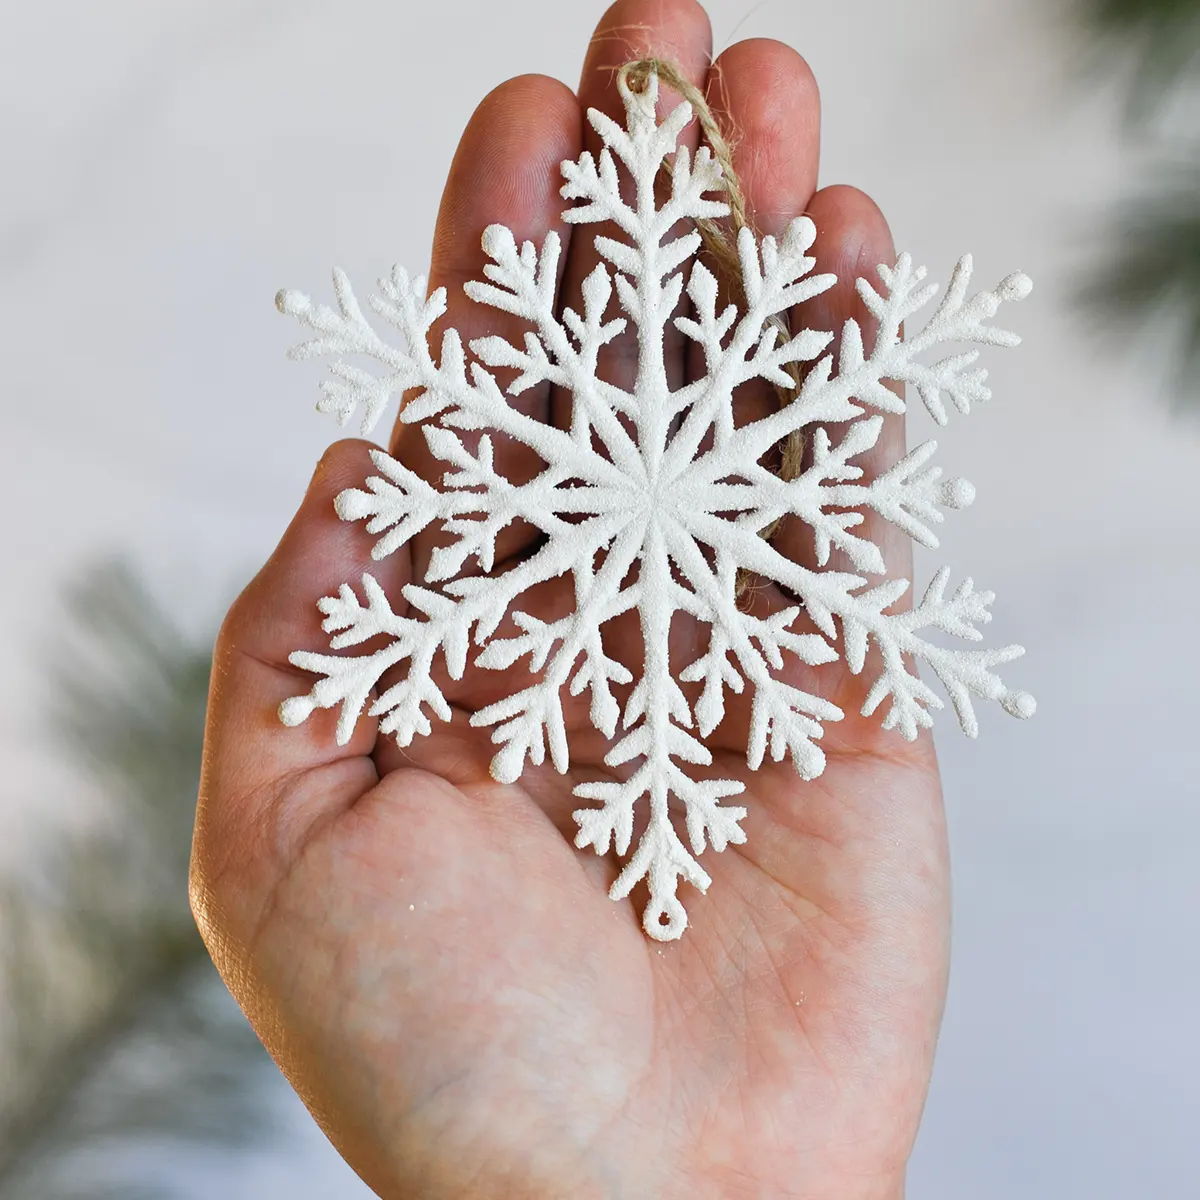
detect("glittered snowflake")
(276, 72), (1035, 940)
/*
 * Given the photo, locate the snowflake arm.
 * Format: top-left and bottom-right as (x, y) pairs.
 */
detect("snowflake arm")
(667, 532), (843, 778)
(278, 258), (633, 495)
(686, 513), (1034, 742)
(559, 75), (729, 238)
(684, 417), (977, 575)
(281, 505), (628, 751)
(710, 253), (1034, 470)
(470, 516), (644, 780)
(666, 220), (838, 466)
(464, 226), (642, 468)
(341, 435), (635, 577)
(573, 524), (748, 940)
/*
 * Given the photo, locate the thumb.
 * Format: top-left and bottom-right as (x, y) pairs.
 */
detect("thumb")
(192, 439), (405, 943)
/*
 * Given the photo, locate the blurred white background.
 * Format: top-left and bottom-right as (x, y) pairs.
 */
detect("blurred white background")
(1, 0), (1197, 1195)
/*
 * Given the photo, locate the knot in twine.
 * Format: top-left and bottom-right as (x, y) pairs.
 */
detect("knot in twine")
(617, 58), (809, 593)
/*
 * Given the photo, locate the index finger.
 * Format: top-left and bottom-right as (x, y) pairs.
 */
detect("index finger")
(388, 75), (583, 585)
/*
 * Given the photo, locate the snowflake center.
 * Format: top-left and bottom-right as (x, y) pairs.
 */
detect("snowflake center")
(633, 463), (690, 530)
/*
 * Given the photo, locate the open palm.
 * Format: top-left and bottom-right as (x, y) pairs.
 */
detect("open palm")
(192, 3), (948, 1197)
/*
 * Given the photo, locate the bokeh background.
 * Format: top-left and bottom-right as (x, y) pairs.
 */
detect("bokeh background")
(2, 0), (1197, 1195)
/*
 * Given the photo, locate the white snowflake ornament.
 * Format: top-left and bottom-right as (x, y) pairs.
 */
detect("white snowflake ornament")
(276, 71), (1036, 941)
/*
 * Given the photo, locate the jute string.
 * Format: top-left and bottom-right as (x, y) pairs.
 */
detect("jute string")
(617, 58), (809, 594)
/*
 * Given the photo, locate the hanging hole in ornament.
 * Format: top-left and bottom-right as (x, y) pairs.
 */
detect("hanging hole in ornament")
(616, 60), (651, 100)
(644, 890), (688, 942)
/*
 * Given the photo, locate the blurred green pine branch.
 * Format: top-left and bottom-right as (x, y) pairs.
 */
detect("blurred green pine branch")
(1079, 0), (1200, 118)
(1075, 0), (1200, 401)
(0, 562), (271, 1198)
(1079, 158), (1200, 402)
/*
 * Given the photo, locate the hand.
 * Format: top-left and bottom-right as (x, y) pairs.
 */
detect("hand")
(191, 2), (948, 1196)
